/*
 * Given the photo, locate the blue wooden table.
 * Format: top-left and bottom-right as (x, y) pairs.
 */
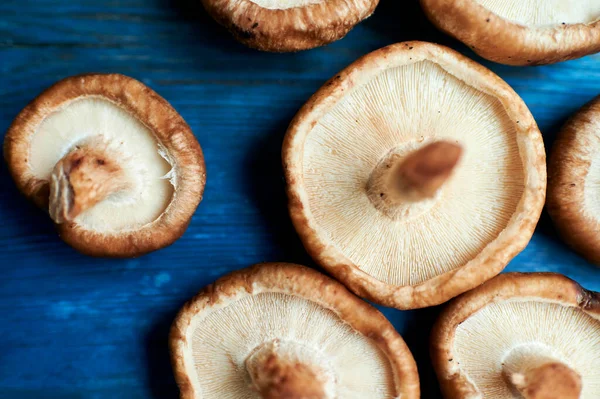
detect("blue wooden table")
(1, 1), (599, 398)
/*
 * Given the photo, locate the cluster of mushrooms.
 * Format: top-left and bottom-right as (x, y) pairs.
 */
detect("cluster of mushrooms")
(4, 1), (600, 398)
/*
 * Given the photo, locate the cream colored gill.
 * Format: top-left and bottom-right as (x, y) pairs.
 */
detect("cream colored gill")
(302, 60), (523, 287)
(452, 300), (600, 398)
(190, 292), (396, 398)
(474, 0), (600, 27)
(30, 97), (174, 232)
(584, 125), (600, 220)
(248, 0), (324, 10)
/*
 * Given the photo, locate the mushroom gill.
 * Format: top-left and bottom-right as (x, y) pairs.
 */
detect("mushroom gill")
(247, 0), (324, 9)
(301, 60), (524, 287)
(548, 95), (600, 264)
(474, 0), (600, 27)
(189, 292), (395, 398)
(585, 156), (600, 219)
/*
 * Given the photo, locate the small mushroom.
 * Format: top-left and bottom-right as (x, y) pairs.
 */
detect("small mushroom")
(283, 41), (546, 310)
(431, 272), (600, 399)
(201, 0), (379, 52)
(4, 74), (206, 257)
(548, 96), (600, 264)
(420, 0), (600, 65)
(170, 263), (420, 399)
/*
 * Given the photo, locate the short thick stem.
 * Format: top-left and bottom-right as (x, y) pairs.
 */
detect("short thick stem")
(368, 141), (462, 204)
(246, 341), (328, 399)
(366, 141), (462, 219)
(509, 362), (582, 399)
(49, 142), (129, 223)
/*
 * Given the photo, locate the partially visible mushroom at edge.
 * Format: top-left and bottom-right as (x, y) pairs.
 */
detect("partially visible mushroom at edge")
(283, 41), (546, 310)
(170, 263), (420, 399)
(4, 74), (206, 257)
(431, 272), (600, 399)
(548, 95), (600, 265)
(420, 0), (600, 65)
(201, 0), (379, 52)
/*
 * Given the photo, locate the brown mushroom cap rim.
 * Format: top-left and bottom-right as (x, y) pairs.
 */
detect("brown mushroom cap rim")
(431, 273), (600, 397)
(170, 263), (420, 399)
(547, 96), (600, 264)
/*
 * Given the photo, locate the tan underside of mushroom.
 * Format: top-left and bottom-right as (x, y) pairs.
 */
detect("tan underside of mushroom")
(474, 0), (600, 26)
(248, 0), (324, 9)
(584, 146), (600, 220)
(189, 292), (396, 398)
(30, 97), (174, 232)
(453, 300), (600, 398)
(302, 60), (524, 286)
(546, 98), (600, 263)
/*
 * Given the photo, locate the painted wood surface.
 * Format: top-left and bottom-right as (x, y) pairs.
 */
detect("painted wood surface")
(1, 1), (599, 398)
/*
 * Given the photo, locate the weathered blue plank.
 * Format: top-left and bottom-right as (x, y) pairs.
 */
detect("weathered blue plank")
(0, 1), (599, 398)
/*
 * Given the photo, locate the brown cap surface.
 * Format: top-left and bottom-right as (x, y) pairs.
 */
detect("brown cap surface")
(421, 0), (600, 65)
(548, 95), (600, 265)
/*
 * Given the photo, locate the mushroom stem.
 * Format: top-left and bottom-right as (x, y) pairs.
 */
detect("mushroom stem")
(509, 362), (582, 399)
(247, 342), (328, 399)
(368, 141), (462, 206)
(49, 142), (129, 224)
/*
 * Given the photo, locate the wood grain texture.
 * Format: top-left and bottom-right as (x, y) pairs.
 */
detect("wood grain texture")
(0, 1), (599, 398)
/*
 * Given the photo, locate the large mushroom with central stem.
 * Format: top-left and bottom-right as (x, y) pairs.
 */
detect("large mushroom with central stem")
(170, 263), (420, 399)
(4, 74), (205, 257)
(283, 41), (546, 310)
(432, 273), (600, 398)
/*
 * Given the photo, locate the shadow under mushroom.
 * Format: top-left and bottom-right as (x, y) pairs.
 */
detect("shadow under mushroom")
(241, 118), (316, 267)
(146, 307), (182, 399)
(401, 305), (444, 399)
(363, 0), (457, 47)
(166, 0), (246, 51)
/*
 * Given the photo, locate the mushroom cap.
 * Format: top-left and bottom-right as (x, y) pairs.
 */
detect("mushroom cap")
(170, 263), (420, 399)
(3, 74), (206, 257)
(283, 41), (546, 310)
(201, 0), (379, 52)
(420, 0), (600, 65)
(548, 96), (600, 264)
(431, 272), (600, 399)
